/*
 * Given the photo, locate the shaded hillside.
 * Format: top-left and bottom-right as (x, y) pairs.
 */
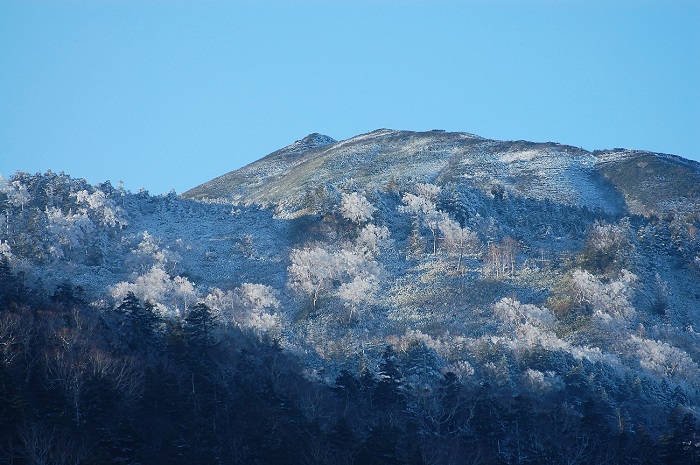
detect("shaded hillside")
(595, 149), (700, 216)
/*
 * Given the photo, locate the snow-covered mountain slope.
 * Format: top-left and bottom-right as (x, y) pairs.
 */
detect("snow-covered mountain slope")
(2, 129), (700, 457)
(183, 132), (337, 202)
(183, 129), (700, 217)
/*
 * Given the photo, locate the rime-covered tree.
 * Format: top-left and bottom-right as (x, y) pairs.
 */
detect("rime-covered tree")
(438, 216), (481, 272)
(288, 247), (339, 311)
(340, 192), (376, 224)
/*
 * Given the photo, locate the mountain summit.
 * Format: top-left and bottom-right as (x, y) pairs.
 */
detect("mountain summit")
(183, 129), (700, 217)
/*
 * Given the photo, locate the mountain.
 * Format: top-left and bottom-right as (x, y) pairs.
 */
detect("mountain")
(183, 128), (700, 217)
(1, 129), (700, 463)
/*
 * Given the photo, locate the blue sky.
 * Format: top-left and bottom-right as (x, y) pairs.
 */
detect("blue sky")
(1, 1), (699, 195)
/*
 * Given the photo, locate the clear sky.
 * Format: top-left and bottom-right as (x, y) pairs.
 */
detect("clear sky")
(1, 1), (699, 195)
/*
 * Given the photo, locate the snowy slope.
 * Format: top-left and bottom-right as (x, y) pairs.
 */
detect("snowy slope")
(183, 129), (646, 216)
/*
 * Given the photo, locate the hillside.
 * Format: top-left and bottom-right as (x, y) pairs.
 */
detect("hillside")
(183, 129), (700, 218)
(1, 129), (700, 463)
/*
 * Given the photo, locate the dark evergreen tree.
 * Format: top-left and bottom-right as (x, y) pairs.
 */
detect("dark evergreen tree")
(661, 410), (700, 464)
(184, 302), (216, 350)
(115, 293), (161, 351)
(375, 345), (406, 409)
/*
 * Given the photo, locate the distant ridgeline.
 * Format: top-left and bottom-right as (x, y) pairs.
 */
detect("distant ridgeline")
(1, 130), (699, 463)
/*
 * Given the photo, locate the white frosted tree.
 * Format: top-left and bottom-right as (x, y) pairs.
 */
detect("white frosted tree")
(339, 192), (376, 224)
(73, 189), (128, 229)
(288, 227), (386, 314)
(571, 268), (637, 321)
(0, 240), (11, 261)
(492, 298), (567, 355)
(337, 275), (378, 318)
(570, 268), (638, 346)
(485, 237), (519, 278)
(6, 180), (31, 212)
(110, 265), (197, 317)
(522, 369), (564, 393)
(399, 183), (444, 255)
(288, 247), (339, 310)
(124, 231), (181, 274)
(236, 283), (281, 334)
(45, 206), (95, 259)
(173, 275), (197, 313)
(438, 216), (481, 272)
(630, 335), (700, 385)
(587, 220), (627, 253)
(203, 288), (237, 324)
(355, 224), (391, 258)
(237, 282), (280, 312)
(205, 284), (281, 334)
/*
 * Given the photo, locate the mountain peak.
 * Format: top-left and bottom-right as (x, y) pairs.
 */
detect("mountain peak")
(289, 133), (337, 151)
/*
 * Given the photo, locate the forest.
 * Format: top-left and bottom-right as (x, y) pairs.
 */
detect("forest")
(1, 272), (698, 464)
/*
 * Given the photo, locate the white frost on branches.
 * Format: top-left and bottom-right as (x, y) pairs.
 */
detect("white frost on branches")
(0, 240), (12, 261)
(237, 283), (281, 334)
(629, 335), (700, 384)
(587, 220), (628, 252)
(288, 224), (387, 313)
(124, 231), (181, 274)
(522, 369), (564, 393)
(110, 265), (198, 317)
(492, 298), (564, 353)
(73, 189), (128, 229)
(438, 217), (481, 271)
(45, 207), (95, 258)
(355, 224), (391, 258)
(204, 283), (281, 335)
(4, 180), (31, 212)
(571, 269), (637, 322)
(340, 192), (376, 224)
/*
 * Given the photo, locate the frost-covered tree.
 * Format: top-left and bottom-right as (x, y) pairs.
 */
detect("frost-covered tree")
(288, 228), (385, 313)
(438, 217), (481, 272)
(0, 240), (11, 262)
(236, 283), (281, 335)
(570, 268), (638, 347)
(355, 224), (391, 259)
(629, 335), (700, 385)
(581, 220), (631, 273)
(110, 265), (197, 317)
(124, 231), (181, 274)
(73, 189), (128, 229)
(203, 288), (236, 324)
(492, 298), (564, 353)
(399, 183), (445, 255)
(485, 237), (519, 278)
(45, 206), (95, 259)
(340, 192), (376, 224)
(337, 275), (379, 318)
(288, 247), (339, 311)
(173, 276), (197, 313)
(5, 180), (31, 212)
(204, 284), (281, 335)
(571, 268), (637, 321)
(522, 369), (564, 394)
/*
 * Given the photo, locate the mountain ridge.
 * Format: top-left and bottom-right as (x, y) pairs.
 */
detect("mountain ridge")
(183, 128), (700, 218)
